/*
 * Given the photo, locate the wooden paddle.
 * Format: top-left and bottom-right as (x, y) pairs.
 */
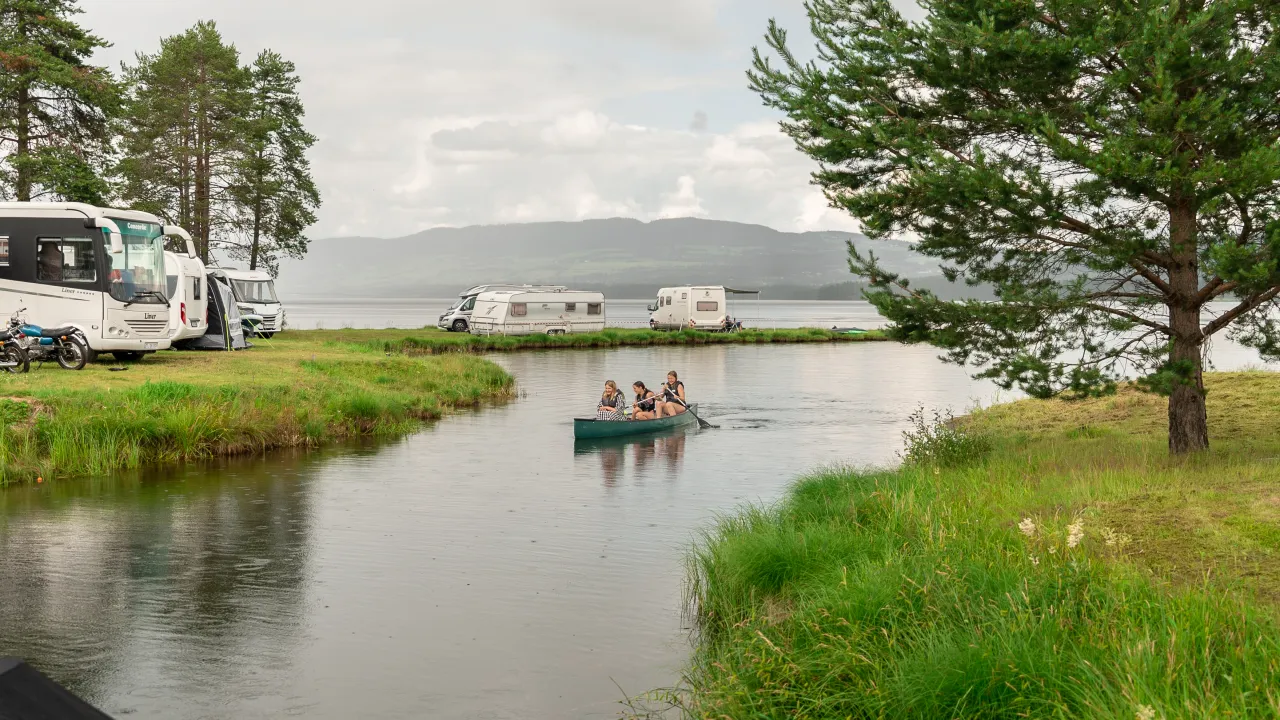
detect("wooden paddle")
(660, 390), (717, 430)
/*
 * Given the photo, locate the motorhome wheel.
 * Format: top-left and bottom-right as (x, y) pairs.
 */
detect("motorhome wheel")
(258, 331), (275, 339)
(452, 319), (468, 332)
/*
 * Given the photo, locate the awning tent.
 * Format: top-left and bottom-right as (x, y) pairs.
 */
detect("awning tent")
(174, 272), (251, 351)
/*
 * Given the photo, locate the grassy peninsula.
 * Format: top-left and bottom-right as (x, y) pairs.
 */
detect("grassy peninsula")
(353, 327), (887, 355)
(679, 372), (1280, 718)
(0, 330), (513, 486)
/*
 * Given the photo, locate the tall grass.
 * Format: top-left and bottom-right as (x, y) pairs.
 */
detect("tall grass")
(677, 394), (1280, 718)
(363, 327), (885, 355)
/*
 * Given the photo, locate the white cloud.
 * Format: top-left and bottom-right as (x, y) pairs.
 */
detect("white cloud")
(659, 176), (708, 218)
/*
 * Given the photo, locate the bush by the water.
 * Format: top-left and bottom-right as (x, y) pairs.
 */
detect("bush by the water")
(898, 405), (991, 468)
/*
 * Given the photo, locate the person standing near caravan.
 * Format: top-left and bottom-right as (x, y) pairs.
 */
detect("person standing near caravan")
(657, 371), (686, 418)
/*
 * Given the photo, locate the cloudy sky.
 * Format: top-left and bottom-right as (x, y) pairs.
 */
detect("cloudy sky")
(80, 0), (920, 239)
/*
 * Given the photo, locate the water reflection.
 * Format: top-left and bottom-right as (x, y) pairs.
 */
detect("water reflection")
(574, 429), (693, 485)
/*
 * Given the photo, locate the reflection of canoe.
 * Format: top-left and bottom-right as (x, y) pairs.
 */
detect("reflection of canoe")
(574, 404), (699, 440)
(573, 424), (695, 454)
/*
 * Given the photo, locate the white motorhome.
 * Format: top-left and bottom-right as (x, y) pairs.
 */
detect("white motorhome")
(649, 286), (729, 330)
(164, 251), (209, 343)
(219, 267), (285, 337)
(470, 289), (606, 336)
(0, 202), (196, 361)
(437, 283), (568, 332)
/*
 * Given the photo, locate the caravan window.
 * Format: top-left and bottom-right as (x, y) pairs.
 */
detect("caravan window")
(663, 296), (671, 306)
(565, 303), (576, 312)
(587, 303), (601, 315)
(511, 303), (527, 317)
(0, 237), (8, 266)
(697, 301), (718, 312)
(681, 292), (688, 300)
(167, 273), (179, 299)
(37, 237), (96, 283)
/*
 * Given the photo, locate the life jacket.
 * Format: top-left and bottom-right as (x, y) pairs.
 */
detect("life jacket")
(635, 390), (657, 411)
(661, 380), (685, 403)
(601, 391), (624, 409)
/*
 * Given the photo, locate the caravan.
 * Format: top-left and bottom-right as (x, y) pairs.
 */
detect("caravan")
(438, 283), (568, 332)
(0, 202), (195, 361)
(164, 251), (209, 344)
(220, 268), (285, 337)
(649, 286), (729, 330)
(470, 289), (605, 335)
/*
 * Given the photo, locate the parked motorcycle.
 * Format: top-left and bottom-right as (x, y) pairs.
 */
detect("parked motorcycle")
(7, 309), (90, 371)
(0, 326), (30, 374)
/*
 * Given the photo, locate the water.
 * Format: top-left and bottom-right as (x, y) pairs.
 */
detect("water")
(286, 297), (885, 331)
(0, 343), (1010, 719)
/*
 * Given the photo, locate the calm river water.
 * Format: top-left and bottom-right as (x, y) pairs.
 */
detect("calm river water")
(0, 315), (1273, 719)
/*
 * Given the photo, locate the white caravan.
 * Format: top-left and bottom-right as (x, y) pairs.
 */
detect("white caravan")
(649, 286), (729, 330)
(219, 267), (285, 337)
(164, 251), (209, 343)
(437, 283), (568, 332)
(0, 202), (196, 361)
(470, 290), (606, 336)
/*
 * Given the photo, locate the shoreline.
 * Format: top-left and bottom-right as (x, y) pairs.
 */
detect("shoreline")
(354, 327), (889, 355)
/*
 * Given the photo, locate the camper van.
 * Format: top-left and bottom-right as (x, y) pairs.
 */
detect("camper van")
(164, 251), (209, 344)
(649, 286), (729, 330)
(437, 283), (568, 332)
(469, 289), (606, 336)
(219, 267), (285, 337)
(0, 202), (196, 361)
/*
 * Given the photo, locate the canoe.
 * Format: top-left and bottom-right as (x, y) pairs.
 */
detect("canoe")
(574, 404), (699, 440)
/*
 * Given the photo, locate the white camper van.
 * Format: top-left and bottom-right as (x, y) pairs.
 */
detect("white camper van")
(164, 251), (209, 343)
(220, 267), (285, 337)
(649, 286), (729, 330)
(470, 289), (606, 336)
(438, 283), (568, 332)
(0, 202), (196, 361)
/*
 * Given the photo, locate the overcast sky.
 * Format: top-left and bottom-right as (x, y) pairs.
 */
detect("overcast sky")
(80, 0), (920, 239)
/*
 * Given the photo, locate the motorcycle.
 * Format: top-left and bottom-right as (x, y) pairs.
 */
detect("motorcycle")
(7, 308), (90, 371)
(0, 326), (30, 374)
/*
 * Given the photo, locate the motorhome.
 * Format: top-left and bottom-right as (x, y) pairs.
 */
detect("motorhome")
(649, 286), (729, 330)
(164, 251), (209, 344)
(0, 202), (196, 361)
(219, 267), (285, 337)
(437, 283), (567, 332)
(469, 289), (606, 336)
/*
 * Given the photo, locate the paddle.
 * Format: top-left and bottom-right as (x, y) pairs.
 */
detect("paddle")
(660, 388), (717, 430)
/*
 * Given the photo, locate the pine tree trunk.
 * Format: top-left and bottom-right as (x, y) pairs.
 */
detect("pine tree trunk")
(1167, 203), (1209, 454)
(250, 197), (262, 271)
(15, 83), (31, 201)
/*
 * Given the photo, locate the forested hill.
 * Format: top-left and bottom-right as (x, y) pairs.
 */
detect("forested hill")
(274, 217), (981, 300)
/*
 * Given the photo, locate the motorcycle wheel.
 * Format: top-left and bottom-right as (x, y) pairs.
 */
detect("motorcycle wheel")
(2, 343), (30, 374)
(56, 338), (89, 371)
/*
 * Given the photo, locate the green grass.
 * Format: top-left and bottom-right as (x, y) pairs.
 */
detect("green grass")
(673, 372), (1280, 719)
(0, 330), (513, 485)
(343, 326), (887, 355)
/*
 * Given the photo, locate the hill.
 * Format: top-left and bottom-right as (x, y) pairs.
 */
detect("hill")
(273, 217), (971, 300)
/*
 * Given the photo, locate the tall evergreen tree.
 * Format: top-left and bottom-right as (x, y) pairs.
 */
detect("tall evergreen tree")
(118, 21), (247, 261)
(228, 50), (319, 276)
(753, 0), (1280, 453)
(0, 0), (119, 203)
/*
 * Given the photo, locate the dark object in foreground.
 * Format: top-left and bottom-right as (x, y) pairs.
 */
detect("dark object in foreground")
(574, 403), (700, 439)
(0, 657), (113, 719)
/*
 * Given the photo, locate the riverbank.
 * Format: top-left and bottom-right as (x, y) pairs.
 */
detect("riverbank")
(348, 327), (887, 355)
(679, 372), (1280, 718)
(0, 331), (514, 486)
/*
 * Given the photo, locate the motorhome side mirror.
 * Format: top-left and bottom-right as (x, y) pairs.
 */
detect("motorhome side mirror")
(90, 219), (124, 254)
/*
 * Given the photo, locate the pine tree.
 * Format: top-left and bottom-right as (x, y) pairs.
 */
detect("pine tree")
(0, 0), (119, 203)
(228, 50), (319, 276)
(753, 0), (1280, 453)
(118, 21), (247, 261)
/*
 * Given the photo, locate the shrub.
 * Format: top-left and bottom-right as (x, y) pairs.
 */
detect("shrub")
(899, 405), (991, 468)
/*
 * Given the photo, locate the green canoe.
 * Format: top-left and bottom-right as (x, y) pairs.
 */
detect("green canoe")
(574, 404), (700, 440)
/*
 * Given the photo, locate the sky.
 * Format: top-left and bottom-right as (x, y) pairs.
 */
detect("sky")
(79, 0), (921, 239)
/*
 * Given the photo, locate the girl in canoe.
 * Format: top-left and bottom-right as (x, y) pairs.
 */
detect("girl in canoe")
(657, 371), (687, 417)
(597, 380), (626, 421)
(632, 381), (659, 420)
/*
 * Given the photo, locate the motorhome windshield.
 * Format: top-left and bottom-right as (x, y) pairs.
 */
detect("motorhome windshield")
(107, 220), (167, 304)
(231, 279), (279, 304)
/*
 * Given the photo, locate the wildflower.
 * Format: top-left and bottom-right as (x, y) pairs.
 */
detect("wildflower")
(1049, 546), (1057, 555)
(1136, 704), (1156, 720)
(1029, 555), (1040, 566)
(1067, 519), (1084, 548)
(1018, 518), (1036, 537)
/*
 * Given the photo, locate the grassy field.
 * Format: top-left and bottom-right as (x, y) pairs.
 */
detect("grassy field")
(674, 372), (1280, 719)
(347, 326), (887, 355)
(0, 330), (513, 486)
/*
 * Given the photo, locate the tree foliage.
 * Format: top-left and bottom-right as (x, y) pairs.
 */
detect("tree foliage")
(0, 0), (119, 202)
(752, 0), (1280, 453)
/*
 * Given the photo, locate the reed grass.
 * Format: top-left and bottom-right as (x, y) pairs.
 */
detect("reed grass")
(676, 372), (1280, 719)
(0, 331), (513, 485)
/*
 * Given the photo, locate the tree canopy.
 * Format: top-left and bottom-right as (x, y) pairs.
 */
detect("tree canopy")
(752, 0), (1280, 453)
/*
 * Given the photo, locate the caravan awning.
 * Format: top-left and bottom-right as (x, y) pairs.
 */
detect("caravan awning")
(724, 288), (760, 295)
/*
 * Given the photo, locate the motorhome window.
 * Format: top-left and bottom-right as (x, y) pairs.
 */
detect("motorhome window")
(192, 277), (201, 300)
(37, 237), (96, 283)
(108, 222), (167, 304)
(565, 303), (576, 312)
(0, 236), (8, 265)
(664, 296), (671, 306)
(511, 303), (527, 317)
(697, 301), (718, 311)
(231, 280), (279, 303)
(166, 273), (179, 298)
(587, 303), (601, 315)
(681, 292), (688, 300)
(461, 297), (476, 311)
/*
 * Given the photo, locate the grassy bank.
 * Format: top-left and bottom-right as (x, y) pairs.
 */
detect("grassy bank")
(0, 330), (513, 486)
(678, 373), (1280, 718)
(344, 327), (887, 355)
